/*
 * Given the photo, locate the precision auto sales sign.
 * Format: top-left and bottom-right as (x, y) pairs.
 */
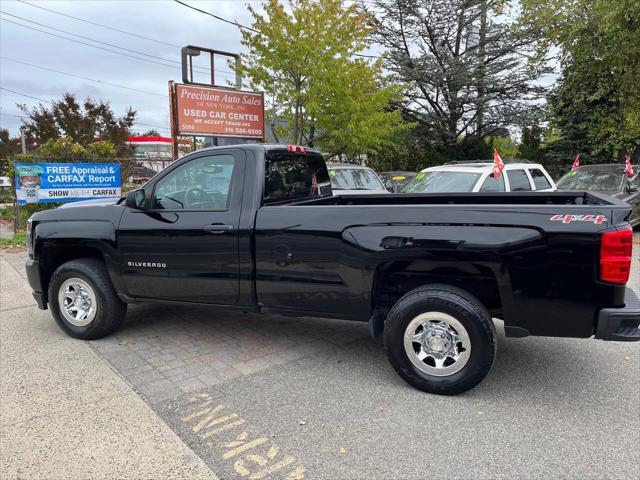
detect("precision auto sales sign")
(175, 84), (265, 139)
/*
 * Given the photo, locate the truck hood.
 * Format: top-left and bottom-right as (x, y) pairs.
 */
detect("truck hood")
(57, 197), (123, 208)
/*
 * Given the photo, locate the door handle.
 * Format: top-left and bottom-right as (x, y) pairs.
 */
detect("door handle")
(204, 224), (234, 234)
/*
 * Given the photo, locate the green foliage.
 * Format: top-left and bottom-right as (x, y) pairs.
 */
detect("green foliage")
(0, 136), (122, 230)
(0, 234), (27, 248)
(239, 0), (405, 158)
(518, 126), (543, 162)
(18, 92), (136, 155)
(26, 137), (117, 161)
(521, 0), (640, 165)
(487, 136), (519, 160)
(373, 0), (550, 158)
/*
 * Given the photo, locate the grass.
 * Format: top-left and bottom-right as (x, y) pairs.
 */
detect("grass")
(0, 233), (26, 248)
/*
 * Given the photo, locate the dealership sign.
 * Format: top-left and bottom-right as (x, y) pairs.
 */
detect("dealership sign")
(173, 84), (265, 139)
(15, 163), (121, 204)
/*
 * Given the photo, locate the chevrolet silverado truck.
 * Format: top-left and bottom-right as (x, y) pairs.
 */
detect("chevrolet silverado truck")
(25, 144), (640, 395)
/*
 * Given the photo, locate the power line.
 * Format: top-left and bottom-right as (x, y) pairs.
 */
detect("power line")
(0, 88), (169, 132)
(0, 113), (26, 119)
(173, 0), (382, 59)
(1, 57), (167, 98)
(0, 11), (236, 79)
(17, 0), (181, 48)
(174, 0), (260, 34)
(15, 0), (236, 75)
(0, 87), (53, 104)
(1, 16), (192, 75)
(1, 87), (169, 131)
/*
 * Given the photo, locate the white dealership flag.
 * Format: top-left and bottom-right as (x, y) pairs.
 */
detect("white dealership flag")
(571, 154), (580, 171)
(493, 148), (505, 178)
(624, 155), (634, 178)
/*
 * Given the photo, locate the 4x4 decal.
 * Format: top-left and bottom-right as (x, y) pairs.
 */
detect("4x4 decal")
(550, 214), (607, 224)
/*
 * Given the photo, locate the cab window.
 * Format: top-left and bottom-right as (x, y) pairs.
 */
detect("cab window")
(506, 169), (532, 191)
(528, 169), (552, 190)
(153, 154), (235, 210)
(264, 152), (332, 204)
(480, 173), (506, 192)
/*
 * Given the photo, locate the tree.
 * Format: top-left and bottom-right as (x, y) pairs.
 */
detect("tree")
(239, 0), (405, 158)
(0, 129), (21, 173)
(488, 135), (519, 160)
(141, 129), (161, 137)
(372, 0), (550, 158)
(18, 93), (136, 155)
(520, 0), (640, 162)
(518, 125), (543, 162)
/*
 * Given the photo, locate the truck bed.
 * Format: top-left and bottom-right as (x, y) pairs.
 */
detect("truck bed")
(296, 191), (624, 207)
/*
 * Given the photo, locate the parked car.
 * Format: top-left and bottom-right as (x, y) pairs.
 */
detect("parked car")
(378, 171), (417, 193)
(326, 163), (389, 194)
(556, 164), (639, 228)
(400, 161), (556, 193)
(25, 145), (639, 395)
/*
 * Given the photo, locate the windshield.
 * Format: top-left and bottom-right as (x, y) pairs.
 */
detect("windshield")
(329, 167), (385, 190)
(556, 170), (622, 193)
(400, 171), (481, 193)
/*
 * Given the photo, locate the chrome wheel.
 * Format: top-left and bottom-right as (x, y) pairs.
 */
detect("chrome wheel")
(403, 311), (471, 377)
(58, 278), (97, 327)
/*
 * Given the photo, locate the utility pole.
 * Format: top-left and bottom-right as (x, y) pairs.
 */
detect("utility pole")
(20, 126), (26, 153)
(14, 127), (26, 233)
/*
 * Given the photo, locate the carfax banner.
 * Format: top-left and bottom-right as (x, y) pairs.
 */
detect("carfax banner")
(14, 163), (121, 205)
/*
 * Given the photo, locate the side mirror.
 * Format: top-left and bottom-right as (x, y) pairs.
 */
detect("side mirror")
(126, 188), (147, 209)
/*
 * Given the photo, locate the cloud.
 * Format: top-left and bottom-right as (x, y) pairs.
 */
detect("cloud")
(1, 0), (255, 135)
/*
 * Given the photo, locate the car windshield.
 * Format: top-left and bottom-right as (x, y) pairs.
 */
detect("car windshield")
(556, 170), (622, 193)
(400, 171), (481, 193)
(329, 167), (385, 190)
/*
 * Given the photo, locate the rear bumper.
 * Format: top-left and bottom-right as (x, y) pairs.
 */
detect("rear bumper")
(25, 258), (47, 310)
(595, 287), (640, 341)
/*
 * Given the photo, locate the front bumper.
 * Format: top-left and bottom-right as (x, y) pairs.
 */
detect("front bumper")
(25, 258), (47, 310)
(595, 287), (640, 341)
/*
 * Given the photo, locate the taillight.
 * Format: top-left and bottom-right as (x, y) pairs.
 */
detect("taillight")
(287, 145), (307, 153)
(599, 228), (632, 284)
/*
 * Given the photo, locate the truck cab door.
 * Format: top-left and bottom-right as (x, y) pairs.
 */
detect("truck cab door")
(118, 149), (246, 304)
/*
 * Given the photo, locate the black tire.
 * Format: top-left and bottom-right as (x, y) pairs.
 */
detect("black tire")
(48, 258), (126, 340)
(383, 284), (496, 395)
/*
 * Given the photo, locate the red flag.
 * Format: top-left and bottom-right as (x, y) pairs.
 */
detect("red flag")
(493, 148), (505, 179)
(624, 155), (634, 178)
(571, 154), (580, 171)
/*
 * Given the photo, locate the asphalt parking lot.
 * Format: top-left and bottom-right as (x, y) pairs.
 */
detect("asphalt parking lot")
(1, 240), (639, 479)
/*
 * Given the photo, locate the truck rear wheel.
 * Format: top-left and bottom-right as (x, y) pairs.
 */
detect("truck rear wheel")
(384, 284), (496, 395)
(48, 258), (126, 340)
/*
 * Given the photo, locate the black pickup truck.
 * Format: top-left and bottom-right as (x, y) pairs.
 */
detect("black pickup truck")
(25, 144), (640, 395)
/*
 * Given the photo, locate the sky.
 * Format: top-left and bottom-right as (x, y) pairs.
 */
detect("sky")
(0, 0), (555, 140)
(0, 0), (276, 136)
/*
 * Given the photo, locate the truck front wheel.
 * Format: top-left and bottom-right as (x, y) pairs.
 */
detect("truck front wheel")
(384, 284), (496, 395)
(48, 258), (126, 340)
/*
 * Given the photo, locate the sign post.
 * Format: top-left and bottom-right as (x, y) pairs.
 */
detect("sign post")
(169, 45), (265, 160)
